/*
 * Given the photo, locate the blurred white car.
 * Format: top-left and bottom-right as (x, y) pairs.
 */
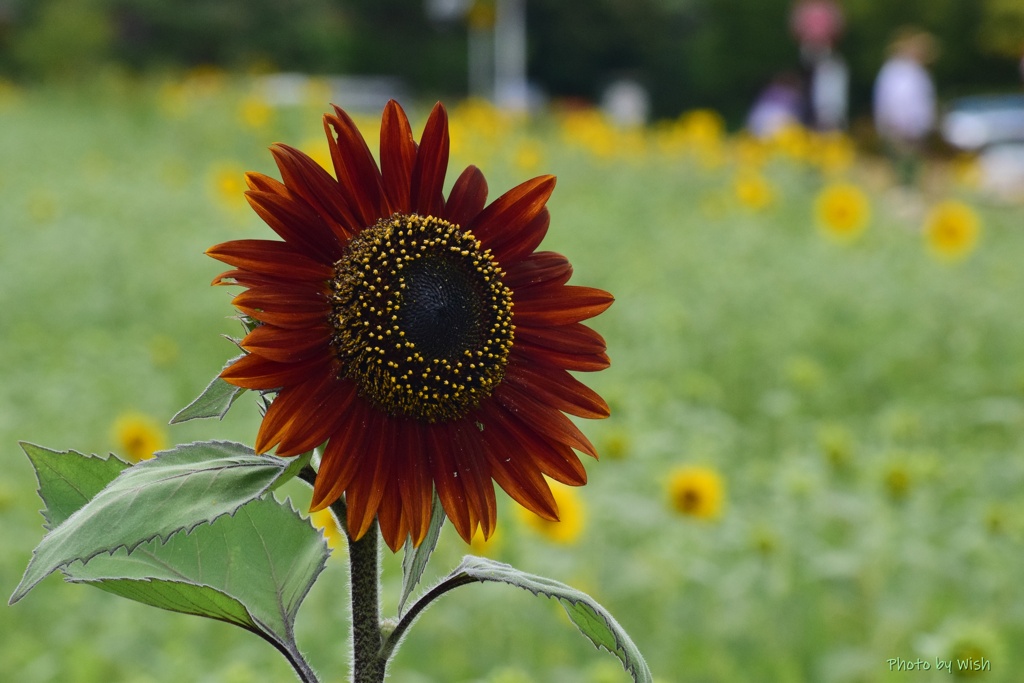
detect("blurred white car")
(942, 95), (1024, 200)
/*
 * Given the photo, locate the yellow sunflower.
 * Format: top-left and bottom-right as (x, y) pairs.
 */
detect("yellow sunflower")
(667, 466), (724, 520)
(469, 525), (503, 557)
(512, 138), (544, 173)
(208, 161), (248, 212)
(675, 109), (726, 149)
(924, 200), (981, 260)
(813, 132), (856, 176)
(884, 464), (912, 502)
(734, 172), (774, 211)
(770, 122), (812, 162)
(815, 182), (870, 241)
(111, 413), (166, 463)
(239, 96), (274, 130)
(310, 508), (344, 550)
(517, 479), (584, 544)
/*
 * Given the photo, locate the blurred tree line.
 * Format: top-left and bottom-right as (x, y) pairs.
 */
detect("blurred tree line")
(0, 0), (1020, 121)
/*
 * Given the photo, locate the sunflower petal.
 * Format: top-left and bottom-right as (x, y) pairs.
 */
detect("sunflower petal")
(245, 171), (285, 194)
(257, 373), (355, 456)
(254, 384), (307, 454)
(377, 477), (408, 552)
(482, 422), (560, 521)
(468, 175), (555, 261)
(309, 407), (370, 513)
(345, 409), (393, 540)
(213, 269), (286, 288)
(513, 285), (614, 325)
(428, 423), (474, 542)
(240, 323), (333, 364)
(207, 240), (334, 280)
(449, 420), (497, 539)
(245, 190), (344, 261)
(325, 106), (386, 227)
(410, 102), (450, 218)
(514, 340), (611, 372)
(231, 283), (329, 310)
(380, 100), (417, 214)
(395, 421), (435, 546)
(513, 321), (607, 356)
(495, 383), (599, 458)
(231, 285), (330, 329)
(270, 143), (361, 239)
(496, 208), (552, 264)
(482, 402), (587, 486)
(502, 251), (572, 289)
(220, 353), (327, 391)
(504, 361), (611, 419)
(445, 165), (488, 228)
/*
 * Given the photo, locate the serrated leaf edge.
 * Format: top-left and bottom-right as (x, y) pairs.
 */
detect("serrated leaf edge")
(10, 441), (294, 604)
(454, 556), (654, 683)
(61, 495), (329, 640)
(20, 442), (129, 529)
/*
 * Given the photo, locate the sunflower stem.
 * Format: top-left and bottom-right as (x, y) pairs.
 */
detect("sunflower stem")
(346, 515), (387, 683)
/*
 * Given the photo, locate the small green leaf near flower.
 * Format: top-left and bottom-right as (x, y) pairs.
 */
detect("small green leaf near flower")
(170, 355), (247, 423)
(398, 493), (446, 616)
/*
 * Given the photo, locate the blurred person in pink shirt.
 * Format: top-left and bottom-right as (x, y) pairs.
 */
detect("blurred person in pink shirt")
(790, 0), (848, 130)
(790, 0), (844, 62)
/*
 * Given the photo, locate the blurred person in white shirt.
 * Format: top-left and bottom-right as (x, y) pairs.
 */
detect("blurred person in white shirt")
(873, 28), (938, 186)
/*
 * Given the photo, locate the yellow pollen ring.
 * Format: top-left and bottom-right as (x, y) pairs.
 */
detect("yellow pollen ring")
(329, 213), (514, 422)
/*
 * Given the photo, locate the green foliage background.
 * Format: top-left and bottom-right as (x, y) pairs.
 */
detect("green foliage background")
(2, 76), (1023, 681)
(0, 0), (1021, 120)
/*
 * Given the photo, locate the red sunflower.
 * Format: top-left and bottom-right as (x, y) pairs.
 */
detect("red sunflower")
(207, 101), (612, 551)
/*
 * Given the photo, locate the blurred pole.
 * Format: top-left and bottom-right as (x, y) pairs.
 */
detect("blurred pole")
(494, 0), (528, 111)
(467, 2), (494, 100)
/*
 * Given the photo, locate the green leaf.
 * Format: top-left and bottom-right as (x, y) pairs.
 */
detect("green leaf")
(21, 443), (129, 528)
(61, 496), (328, 677)
(170, 355), (246, 423)
(92, 578), (253, 627)
(10, 441), (305, 605)
(450, 556), (653, 683)
(398, 492), (445, 616)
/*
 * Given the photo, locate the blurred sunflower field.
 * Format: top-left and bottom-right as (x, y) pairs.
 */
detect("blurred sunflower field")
(2, 73), (1023, 683)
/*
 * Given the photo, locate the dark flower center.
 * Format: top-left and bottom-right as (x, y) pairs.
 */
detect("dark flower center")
(329, 213), (514, 422)
(680, 488), (702, 512)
